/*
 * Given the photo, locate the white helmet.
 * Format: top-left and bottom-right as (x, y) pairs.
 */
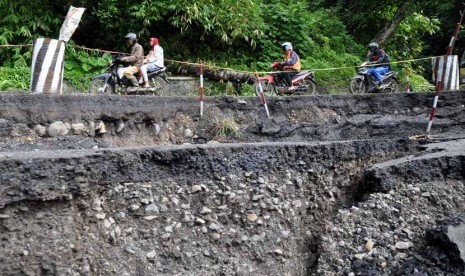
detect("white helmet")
(281, 42), (292, 51)
(125, 32), (137, 41)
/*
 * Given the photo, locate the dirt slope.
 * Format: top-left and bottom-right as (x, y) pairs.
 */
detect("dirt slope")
(0, 91), (464, 275)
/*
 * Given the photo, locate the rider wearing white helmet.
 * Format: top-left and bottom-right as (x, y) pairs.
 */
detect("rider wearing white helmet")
(277, 41), (301, 91)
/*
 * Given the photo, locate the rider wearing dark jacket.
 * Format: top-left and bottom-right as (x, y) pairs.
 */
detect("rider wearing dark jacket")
(119, 32), (144, 87)
(366, 42), (390, 85)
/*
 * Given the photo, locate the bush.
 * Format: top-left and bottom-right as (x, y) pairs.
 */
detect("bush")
(0, 66), (30, 91)
(64, 47), (112, 92)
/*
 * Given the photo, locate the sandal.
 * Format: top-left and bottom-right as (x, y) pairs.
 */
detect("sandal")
(288, 86), (296, 91)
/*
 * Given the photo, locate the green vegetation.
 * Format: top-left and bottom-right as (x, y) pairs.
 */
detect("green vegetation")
(212, 116), (242, 140)
(0, 0), (462, 94)
(0, 66), (30, 91)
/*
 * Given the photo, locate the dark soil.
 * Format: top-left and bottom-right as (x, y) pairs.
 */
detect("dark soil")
(0, 91), (464, 275)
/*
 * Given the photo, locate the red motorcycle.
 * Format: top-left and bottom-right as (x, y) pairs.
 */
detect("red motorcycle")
(254, 61), (317, 97)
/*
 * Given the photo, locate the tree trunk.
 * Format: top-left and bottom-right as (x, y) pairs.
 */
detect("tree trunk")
(165, 61), (256, 85)
(374, 1), (412, 46)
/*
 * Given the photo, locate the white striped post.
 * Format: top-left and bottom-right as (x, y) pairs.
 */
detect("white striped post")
(30, 38), (66, 94)
(432, 6), (464, 92)
(405, 67), (411, 93)
(431, 55), (460, 91)
(446, 23), (461, 56)
(426, 81), (443, 133)
(255, 73), (270, 117)
(446, 6), (464, 55)
(199, 60), (204, 117)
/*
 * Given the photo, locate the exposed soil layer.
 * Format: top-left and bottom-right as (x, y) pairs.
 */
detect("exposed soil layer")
(0, 91), (464, 275)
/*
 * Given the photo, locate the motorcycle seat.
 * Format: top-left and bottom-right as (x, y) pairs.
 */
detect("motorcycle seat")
(147, 66), (166, 74)
(381, 70), (397, 79)
(293, 70), (311, 78)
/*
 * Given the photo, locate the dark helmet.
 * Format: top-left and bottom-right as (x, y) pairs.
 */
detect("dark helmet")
(281, 41), (292, 51)
(125, 32), (137, 41)
(368, 42), (379, 51)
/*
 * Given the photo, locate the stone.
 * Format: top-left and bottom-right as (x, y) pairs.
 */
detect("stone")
(96, 121), (107, 134)
(211, 233), (221, 240)
(146, 251), (157, 260)
(293, 200), (302, 208)
(273, 249), (284, 255)
(95, 213), (106, 220)
(395, 241), (412, 250)
(48, 121), (71, 137)
(145, 204), (159, 214)
(116, 120), (125, 133)
(365, 239), (375, 251)
(200, 206), (212, 214)
(143, 216), (158, 221)
(354, 254), (365, 260)
(195, 218), (206, 224)
(184, 128), (193, 138)
(209, 223), (221, 231)
(247, 213), (258, 222)
(191, 185), (202, 193)
(33, 125), (47, 137)
(130, 204), (140, 211)
(71, 123), (87, 135)
(88, 121), (96, 136)
(103, 219), (112, 228)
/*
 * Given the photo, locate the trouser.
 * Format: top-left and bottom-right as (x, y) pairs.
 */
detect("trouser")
(367, 66), (389, 82)
(117, 66), (140, 86)
(140, 63), (163, 82)
(279, 69), (298, 86)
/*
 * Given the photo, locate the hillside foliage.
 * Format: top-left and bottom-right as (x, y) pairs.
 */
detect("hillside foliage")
(0, 0), (462, 94)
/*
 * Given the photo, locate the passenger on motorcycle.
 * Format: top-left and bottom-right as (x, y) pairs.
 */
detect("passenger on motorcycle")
(277, 42), (301, 91)
(139, 37), (164, 88)
(118, 32), (144, 87)
(366, 42), (390, 86)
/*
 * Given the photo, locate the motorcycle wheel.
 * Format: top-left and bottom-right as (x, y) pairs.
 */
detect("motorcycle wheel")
(300, 78), (316, 95)
(383, 78), (401, 93)
(349, 78), (367, 94)
(88, 79), (114, 95)
(149, 76), (166, 96)
(254, 81), (275, 97)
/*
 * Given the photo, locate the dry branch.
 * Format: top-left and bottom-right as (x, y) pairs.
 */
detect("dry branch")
(166, 61), (256, 85)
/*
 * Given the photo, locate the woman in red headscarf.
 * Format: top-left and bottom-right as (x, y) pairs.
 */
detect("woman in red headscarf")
(139, 37), (164, 88)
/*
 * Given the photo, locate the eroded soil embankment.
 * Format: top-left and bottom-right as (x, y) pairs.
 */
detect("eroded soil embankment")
(0, 138), (416, 275)
(0, 91), (463, 148)
(0, 91), (464, 275)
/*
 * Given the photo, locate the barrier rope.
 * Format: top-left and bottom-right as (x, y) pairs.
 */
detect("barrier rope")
(0, 43), (453, 77)
(0, 44), (33, 48)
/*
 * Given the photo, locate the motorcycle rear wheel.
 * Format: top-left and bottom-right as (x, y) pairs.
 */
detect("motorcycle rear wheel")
(349, 78), (367, 94)
(300, 78), (317, 95)
(149, 76), (166, 96)
(254, 81), (275, 97)
(88, 79), (114, 95)
(383, 78), (401, 93)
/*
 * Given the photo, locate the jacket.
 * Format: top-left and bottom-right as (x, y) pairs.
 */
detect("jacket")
(367, 49), (390, 68)
(125, 43), (144, 67)
(283, 50), (301, 71)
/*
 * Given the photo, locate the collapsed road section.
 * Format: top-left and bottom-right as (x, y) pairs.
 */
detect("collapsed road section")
(0, 90), (463, 148)
(0, 91), (464, 275)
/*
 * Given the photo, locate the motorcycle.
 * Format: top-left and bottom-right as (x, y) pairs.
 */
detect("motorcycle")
(254, 61), (317, 97)
(88, 54), (171, 95)
(349, 62), (401, 94)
